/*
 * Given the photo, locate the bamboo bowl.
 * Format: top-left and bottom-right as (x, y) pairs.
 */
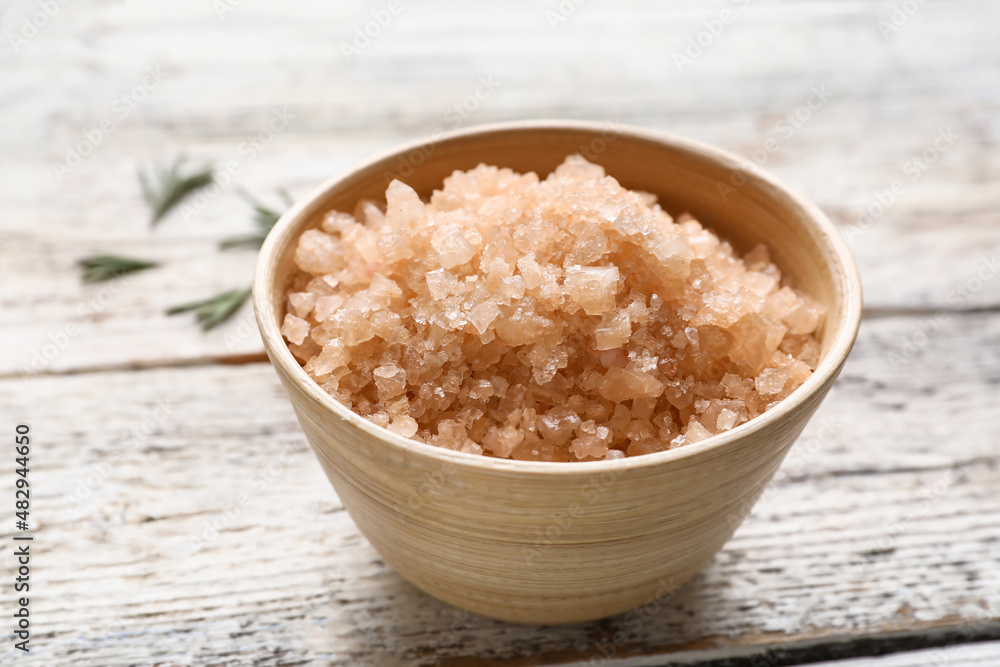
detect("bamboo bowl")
(253, 121), (862, 625)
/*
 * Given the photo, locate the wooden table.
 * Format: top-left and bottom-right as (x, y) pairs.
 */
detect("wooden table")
(2, 1), (998, 664)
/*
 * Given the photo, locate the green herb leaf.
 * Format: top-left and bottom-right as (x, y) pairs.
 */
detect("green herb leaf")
(219, 189), (293, 250)
(139, 156), (215, 226)
(166, 287), (252, 331)
(78, 254), (158, 283)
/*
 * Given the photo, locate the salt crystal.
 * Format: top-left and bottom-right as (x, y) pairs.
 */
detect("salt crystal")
(369, 273), (403, 300)
(385, 180), (425, 229)
(288, 292), (317, 318)
(765, 287), (802, 320)
(599, 367), (664, 402)
(461, 440), (483, 455)
(374, 363), (407, 401)
(484, 425), (524, 457)
(565, 265), (620, 315)
(684, 326), (700, 350)
(500, 275), (525, 300)
(314, 295), (345, 322)
(685, 420), (712, 443)
(743, 244), (771, 272)
(743, 271), (778, 297)
(755, 367), (791, 395)
(338, 310), (375, 346)
(594, 310), (631, 350)
(516, 255), (543, 289)
(305, 276), (338, 296)
(388, 415), (418, 438)
(527, 343), (569, 384)
(370, 310), (408, 344)
(716, 408), (739, 431)
(322, 212), (357, 235)
(357, 200), (386, 228)
(784, 298), (824, 335)
(537, 406), (581, 444)
(435, 231), (476, 269)
(343, 225), (380, 264)
(599, 348), (629, 368)
(304, 339), (348, 377)
(426, 269), (459, 300)
(468, 301), (501, 335)
(280, 314), (310, 346)
(651, 235), (693, 279)
(570, 420), (612, 459)
(294, 229), (341, 275)
(720, 373), (747, 399)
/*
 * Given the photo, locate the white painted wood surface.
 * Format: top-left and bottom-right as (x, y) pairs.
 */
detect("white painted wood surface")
(1, 0), (997, 664)
(809, 642), (1000, 667)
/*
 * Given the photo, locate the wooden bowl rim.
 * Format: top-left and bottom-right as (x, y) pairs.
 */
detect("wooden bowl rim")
(253, 119), (862, 477)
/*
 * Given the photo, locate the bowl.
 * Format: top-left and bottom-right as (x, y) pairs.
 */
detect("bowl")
(253, 120), (862, 624)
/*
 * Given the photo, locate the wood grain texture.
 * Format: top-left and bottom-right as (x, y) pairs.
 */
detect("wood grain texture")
(1, 0), (999, 376)
(2, 314), (998, 665)
(0, 0), (997, 663)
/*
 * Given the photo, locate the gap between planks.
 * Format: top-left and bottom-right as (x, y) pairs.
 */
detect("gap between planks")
(3, 306), (999, 382)
(544, 628), (1000, 667)
(0, 350), (269, 381)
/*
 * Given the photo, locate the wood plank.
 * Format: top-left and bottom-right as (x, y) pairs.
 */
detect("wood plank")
(2, 0), (1000, 375)
(809, 641), (1000, 667)
(3, 313), (997, 665)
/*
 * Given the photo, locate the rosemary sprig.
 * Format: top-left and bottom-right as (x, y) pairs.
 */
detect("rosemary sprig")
(78, 254), (158, 283)
(139, 156), (214, 225)
(219, 189), (293, 250)
(166, 287), (252, 331)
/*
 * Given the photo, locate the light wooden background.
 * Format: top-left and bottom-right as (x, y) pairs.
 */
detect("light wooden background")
(1, 0), (998, 665)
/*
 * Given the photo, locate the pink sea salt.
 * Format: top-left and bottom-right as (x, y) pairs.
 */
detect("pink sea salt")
(280, 155), (825, 461)
(280, 314), (310, 346)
